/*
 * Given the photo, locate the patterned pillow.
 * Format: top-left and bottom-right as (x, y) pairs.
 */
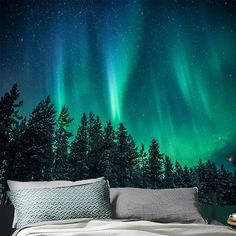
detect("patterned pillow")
(8, 179), (112, 229)
(8, 177), (105, 228)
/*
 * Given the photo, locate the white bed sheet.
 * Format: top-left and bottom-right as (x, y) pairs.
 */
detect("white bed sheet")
(12, 219), (236, 236)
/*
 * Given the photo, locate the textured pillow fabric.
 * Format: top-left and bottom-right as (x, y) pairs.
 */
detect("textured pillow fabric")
(8, 179), (112, 229)
(110, 187), (206, 224)
(8, 177), (104, 228)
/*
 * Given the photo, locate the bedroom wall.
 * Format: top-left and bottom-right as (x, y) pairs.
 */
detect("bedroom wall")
(0, 0), (236, 207)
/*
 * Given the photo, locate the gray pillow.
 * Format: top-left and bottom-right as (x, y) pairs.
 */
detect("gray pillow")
(110, 187), (206, 224)
(8, 179), (112, 229)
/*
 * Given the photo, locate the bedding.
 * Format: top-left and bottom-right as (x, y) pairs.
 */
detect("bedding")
(12, 219), (236, 236)
(7, 177), (104, 190)
(8, 178), (112, 229)
(110, 187), (206, 224)
(8, 177), (106, 228)
(8, 178), (223, 236)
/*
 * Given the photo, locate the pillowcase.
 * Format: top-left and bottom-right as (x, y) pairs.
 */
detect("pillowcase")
(8, 178), (112, 229)
(7, 177), (104, 190)
(8, 177), (104, 228)
(110, 187), (206, 224)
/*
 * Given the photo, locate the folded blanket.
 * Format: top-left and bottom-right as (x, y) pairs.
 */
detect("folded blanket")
(13, 219), (236, 236)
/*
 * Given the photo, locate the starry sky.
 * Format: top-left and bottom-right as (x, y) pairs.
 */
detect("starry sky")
(1, 0), (236, 168)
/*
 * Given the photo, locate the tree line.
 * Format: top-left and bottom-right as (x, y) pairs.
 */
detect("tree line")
(0, 84), (235, 205)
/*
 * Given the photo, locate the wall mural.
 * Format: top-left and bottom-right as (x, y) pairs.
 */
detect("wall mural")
(0, 0), (236, 205)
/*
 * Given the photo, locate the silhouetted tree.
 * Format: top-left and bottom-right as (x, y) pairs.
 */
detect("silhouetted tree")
(217, 164), (232, 204)
(173, 160), (184, 187)
(163, 155), (174, 188)
(70, 113), (89, 180)
(52, 106), (73, 180)
(87, 113), (103, 178)
(0, 84), (22, 204)
(0, 84), (22, 162)
(137, 144), (148, 188)
(189, 166), (199, 187)
(0, 160), (7, 204)
(205, 160), (218, 198)
(8, 118), (27, 180)
(115, 123), (129, 187)
(126, 134), (139, 187)
(182, 165), (192, 187)
(20, 97), (56, 181)
(147, 139), (164, 189)
(98, 121), (116, 184)
(196, 158), (208, 203)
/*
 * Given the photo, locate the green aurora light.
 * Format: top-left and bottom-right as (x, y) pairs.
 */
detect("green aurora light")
(1, 0), (236, 168)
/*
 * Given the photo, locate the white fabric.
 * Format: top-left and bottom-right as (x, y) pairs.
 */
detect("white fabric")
(7, 177), (104, 190)
(12, 219), (236, 236)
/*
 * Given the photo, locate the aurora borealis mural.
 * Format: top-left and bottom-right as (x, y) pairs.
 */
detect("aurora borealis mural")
(1, 0), (236, 168)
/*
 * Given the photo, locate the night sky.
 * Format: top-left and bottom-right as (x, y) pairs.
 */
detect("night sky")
(1, 0), (236, 168)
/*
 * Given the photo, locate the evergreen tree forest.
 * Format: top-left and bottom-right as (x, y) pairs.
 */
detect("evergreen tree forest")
(0, 84), (236, 205)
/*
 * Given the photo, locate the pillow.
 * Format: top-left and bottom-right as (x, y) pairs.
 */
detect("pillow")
(8, 177), (104, 228)
(110, 187), (206, 224)
(7, 177), (104, 190)
(8, 178), (112, 229)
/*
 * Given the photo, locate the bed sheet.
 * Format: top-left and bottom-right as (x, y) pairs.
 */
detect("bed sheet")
(12, 219), (236, 236)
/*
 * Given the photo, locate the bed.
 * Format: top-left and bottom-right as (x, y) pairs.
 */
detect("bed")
(7, 177), (236, 236)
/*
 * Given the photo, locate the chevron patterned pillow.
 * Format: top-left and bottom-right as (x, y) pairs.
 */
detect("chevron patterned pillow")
(8, 179), (112, 228)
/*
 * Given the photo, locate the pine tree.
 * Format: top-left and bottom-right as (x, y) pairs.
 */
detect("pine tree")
(189, 166), (199, 187)
(87, 113), (103, 178)
(173, 160), (184, 187)
(138, 144), (148, 188)
(52, 106), (73, 180)
(0, 160), (7, 205)
(20, 96), (56, 181)
(98, 120), (116, 184)
(147, 139), (164, 189)
(182, 165), (192, 187)
(196, 158), (208, 203)
(115, 123), (129, 187)
(0, 84), (22, 203)
(126, 134), (139, 187)
(163, 155), (174, 188)
(8, 117), (27, 181)
(206, 161), (218, 190)
(217, 164), (232, 204)
(0, 84), (22, 159)
(70, 113), (89, 180)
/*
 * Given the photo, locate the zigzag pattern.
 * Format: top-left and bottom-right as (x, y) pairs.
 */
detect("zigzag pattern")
(9, 180), (112, 228)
